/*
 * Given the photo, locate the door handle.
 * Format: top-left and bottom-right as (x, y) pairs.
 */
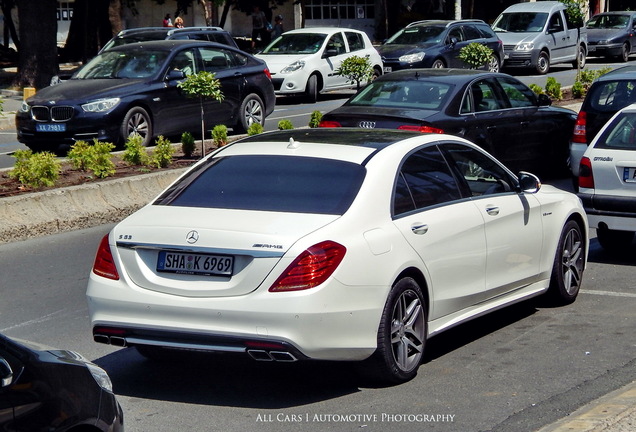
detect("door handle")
(411, 223), (428, 235)
(486, 125), (496, 132)
(520, 121), (530, 127)
(485, 206), (500, 216)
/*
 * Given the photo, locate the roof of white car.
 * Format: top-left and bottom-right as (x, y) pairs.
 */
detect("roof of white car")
(283, 27), (367, 35)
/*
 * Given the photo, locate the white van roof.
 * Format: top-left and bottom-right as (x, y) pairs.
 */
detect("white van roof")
(503, 1), (565, 13)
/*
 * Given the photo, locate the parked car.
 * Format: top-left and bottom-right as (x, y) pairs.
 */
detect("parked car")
(578, 103), (636, 252)
(492, 1), (587, 74)
(0, 332), (123, 432)
(570, 65), (636, 179)
(86, 128), (587, 384)
(255, 27), (383, 102)
(17, 40), (275, 153)
(586, 12), (636, 62)
(52, 26), (239, 84)
(319, 69), (577, 175)
(378, 19), (503, 73)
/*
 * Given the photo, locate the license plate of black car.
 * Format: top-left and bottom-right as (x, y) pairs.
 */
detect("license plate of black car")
(36, 123), (66, 132)
(157, 251), (234, 276)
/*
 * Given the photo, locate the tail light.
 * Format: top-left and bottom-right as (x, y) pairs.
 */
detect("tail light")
(92, 235), (120, 280)
(263, 68), (272, 80)
(318, 120), (342, 128)
(398, 124), (445, 134)
(571, 111), (587, 144)
(269, 241), (346, 292)
(578, 156), (594, 189)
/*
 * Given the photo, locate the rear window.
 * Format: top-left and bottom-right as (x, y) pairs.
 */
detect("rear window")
(595, 112), (636, 150)
(348, 80), (453, 110)
(588, 80), (636, 113)
(154, 155), (366, 215)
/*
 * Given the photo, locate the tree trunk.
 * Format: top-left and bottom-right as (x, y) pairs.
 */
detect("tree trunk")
(15, 0), (57, 89)
(63, 0), (115, 62)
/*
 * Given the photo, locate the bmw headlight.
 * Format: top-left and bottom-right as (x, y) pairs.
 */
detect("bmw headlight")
(515, 42), (535, 51)
(399, 52), (425, 63)
(20, 102), (31, 113)
(81, 97), (120, 113)
(86, 362), (113, 392)
(281, 60), (305, 74)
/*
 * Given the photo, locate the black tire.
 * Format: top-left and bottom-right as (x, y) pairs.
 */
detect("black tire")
(547, 220), (585, 305)
(360, 277), (426, 384)
(596, 227), (634, 253)
(121, 106), (152, 146)
(431, 59), (446, 69)
(233, 93), (264, 133)
(572, 45), (586, 69)
(305, 74), (319, 103)
(536, 51), (550, 75)
(487, 54), (500, 73)
(618, 42), (630, 62)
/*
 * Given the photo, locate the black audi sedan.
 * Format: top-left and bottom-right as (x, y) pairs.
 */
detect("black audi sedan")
(0, 333), (123, 431)
(319, 69), (576, 175)
(16, 40), (275, 153)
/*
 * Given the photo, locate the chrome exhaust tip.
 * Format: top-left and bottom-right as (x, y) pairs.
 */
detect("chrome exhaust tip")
(247, 349), (274, 361)
(269, 351), (297, 362)
(93, 334), (110, 345)
(109, 336), (127, 347)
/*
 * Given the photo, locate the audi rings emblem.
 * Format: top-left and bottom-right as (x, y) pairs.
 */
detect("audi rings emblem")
(358, 121), (376, 129)
(186, 230), (199, 244)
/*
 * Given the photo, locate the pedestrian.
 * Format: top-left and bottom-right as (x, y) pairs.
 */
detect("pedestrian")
(272, 14), (284, 39)
(174, 16), (184, 28)
(251, 5), (268, 49)
(163, 13), (173, 27)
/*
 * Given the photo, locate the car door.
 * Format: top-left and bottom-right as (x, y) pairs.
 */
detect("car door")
(321, 32), (349, 90)
(547, 11), (570, 63)
(441, 142), (543, 301)
(198, 46), (245, 127)
(445, 25), (468, 68)
(391, 145), (487, 320)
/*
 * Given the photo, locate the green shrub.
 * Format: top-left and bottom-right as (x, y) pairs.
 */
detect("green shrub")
(9, 149), (61, 188)
(181, 131), (195, 158)
(247, 123), (264, 136)
(545, 77), (562, 100)
(122, 133), (149, 166)
(211, 124), (228, 147)
(572, 80), (585, 98)
(152, 135), (174, 168)
(277, 119), (294, 130)
(67, 140), (93, 171)
(308, 110), (323, 128)
(90, 140), (116, 178)
(529, 83), (544, 95)
(458, 42), (493, 69)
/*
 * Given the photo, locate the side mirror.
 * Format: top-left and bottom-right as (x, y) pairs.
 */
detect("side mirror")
(537, 93), (552, 106)
(449, 37), (458, 46)
(323, 48), (338, 58)
(0, 357), (13, 388)
(166, 69), (186, 81)
(518, 171), (541, 193)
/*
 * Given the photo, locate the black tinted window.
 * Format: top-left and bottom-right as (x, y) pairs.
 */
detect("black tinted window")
(588, 80), (636, 112)
(155, 155), (365, 215)
(462, 25), (482, 40)
(596, 113), (636, 150)
(393, 146), (461, 216)
(346, 32), (364, 51)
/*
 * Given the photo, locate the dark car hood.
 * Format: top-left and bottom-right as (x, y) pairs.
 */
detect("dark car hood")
(377, 43), (436, 57)
(586, 28), (627, 42)
(326, 104), (439, 122)
(29, 78), (147, 103)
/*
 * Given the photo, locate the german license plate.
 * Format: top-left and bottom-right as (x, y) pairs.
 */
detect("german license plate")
(383, 66), (392, 73)
(36, 123), (66, 132)
(588, 46), (596, 52)
(623, 167), (636, 183)
(157, 251), (234, 276)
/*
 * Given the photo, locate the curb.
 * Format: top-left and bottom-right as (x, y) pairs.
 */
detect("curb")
(0, 168), (187, 244)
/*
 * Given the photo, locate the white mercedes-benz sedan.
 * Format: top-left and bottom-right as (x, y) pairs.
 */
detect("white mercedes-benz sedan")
(87, 129), (588, 384)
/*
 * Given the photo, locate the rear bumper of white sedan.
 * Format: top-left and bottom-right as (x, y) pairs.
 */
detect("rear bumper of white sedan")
(86, 273), (387, 362)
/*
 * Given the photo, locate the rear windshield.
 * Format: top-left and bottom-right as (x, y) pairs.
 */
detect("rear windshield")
(588, 80), (636, 112)
(347, 79), (453, 111)
(595, 112), (636, 150)
(154, 155), (366, 215)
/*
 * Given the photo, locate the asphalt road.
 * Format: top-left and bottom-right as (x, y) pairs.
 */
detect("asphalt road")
(1, 175), (636, 432)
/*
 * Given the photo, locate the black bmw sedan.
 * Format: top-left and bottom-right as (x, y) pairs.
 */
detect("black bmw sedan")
(16, 40), (275, 153)
(320, 69), (576, 175)
(0, 333), (123, 431)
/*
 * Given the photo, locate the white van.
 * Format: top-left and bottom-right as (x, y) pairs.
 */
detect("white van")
(492, 1), (587, 74)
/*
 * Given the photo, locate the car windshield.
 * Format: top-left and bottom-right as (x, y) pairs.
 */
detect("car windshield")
(385, 25), (445, 44)
(75, 49), (169, 79)
(154, 155), (366, 215)
(492, 12), (548, 32)
(587, 14), (630, 29)
(347, 80), (453, 111)
(596, 112), (636, 149)
(261, 33), (326, 54)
